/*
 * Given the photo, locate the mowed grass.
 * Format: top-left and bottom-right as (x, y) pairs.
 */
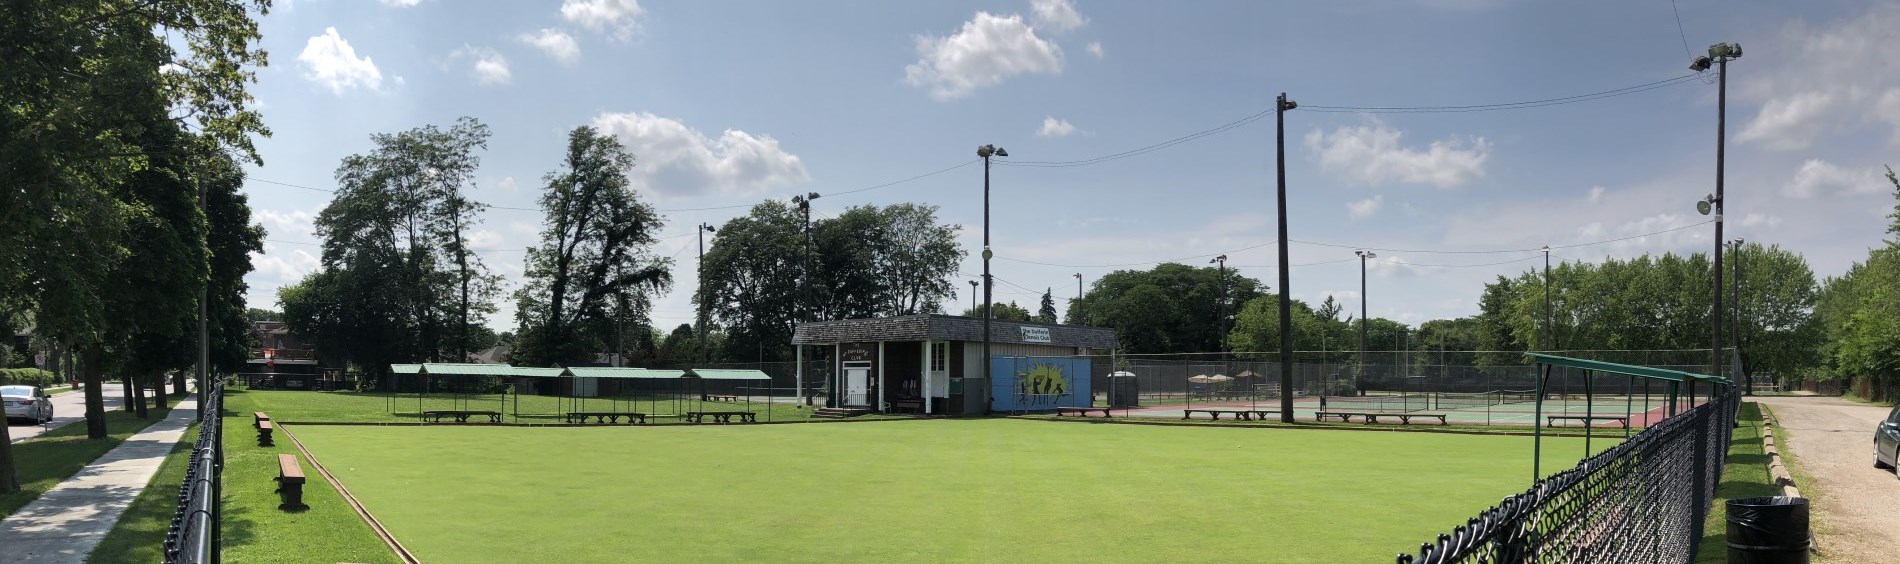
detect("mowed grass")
(293, 419), (1607, 563)
(229, 387), (817, 424)
(1, 403), (176, 518)
(1693, 401), (1775, 563)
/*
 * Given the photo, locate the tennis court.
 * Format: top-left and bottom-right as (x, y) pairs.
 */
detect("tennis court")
(1122, 387), (1703, 428)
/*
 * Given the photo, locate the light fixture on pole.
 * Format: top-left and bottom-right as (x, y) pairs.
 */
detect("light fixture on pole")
(1690, 41), (1741, 388)
(1209, 255), (1228, 354)
(1072, 273), (1084, 325)
(968, 280), (979, 314)
(791, 192), (823, 405)
(1355, 250), (1374, 379)
(1274, 92), (1297, 423)
(978, 144), (1007, 412)
(697, 223), (717, 365)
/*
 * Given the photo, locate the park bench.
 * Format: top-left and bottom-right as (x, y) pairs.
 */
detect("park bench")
(1055, 406), (1113, 418)
(421, 410), (501, 424)
(274, 454), (308, 510)
(890, 397), (924, 414)
(254, 412), (274, 446)
(563, 412), (647, 425)
(701, 394), (739, 402)
(1545, 415), (1630, 429)
(685, 411), (757, 424)
(1182, 408), (1280, 421)
(1315, 411), (1448, 425)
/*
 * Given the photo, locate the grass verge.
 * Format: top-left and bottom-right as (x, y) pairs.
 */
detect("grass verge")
(87, 421), (198, 562)
(1692, 401), (1774, 563)
(228, 386), (819, 425)
(216, 391), (403, 564)
(0, 402), (178, 518)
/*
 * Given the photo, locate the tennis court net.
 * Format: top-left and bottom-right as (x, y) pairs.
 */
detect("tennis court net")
(1432, 389), (1537, 410)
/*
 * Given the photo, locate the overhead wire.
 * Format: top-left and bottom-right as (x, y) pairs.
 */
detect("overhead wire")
(1301, 74), (1705, 114)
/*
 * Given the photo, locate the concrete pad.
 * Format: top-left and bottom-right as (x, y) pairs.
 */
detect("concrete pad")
(0, 395), (199, 563)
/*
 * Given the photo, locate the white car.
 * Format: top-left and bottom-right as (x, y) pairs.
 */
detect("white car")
(2, 385), (54, 424)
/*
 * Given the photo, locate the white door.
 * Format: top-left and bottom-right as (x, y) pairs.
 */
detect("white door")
(845, 368), (871, 407)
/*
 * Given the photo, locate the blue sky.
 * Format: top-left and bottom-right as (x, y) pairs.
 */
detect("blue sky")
(242, 0), (1900, 334)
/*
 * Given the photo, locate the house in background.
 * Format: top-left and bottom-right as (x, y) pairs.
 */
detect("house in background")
(241, 321), (335, 389)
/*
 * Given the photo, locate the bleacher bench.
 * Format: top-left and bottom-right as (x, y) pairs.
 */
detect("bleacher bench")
(701, 394), (739, 402)
(1315, 411), (1447, 425)
(254, 412), (274, 446)
(1545, 415), (1630, 429)
(275, 454), (308, 510)
(1055, 406), (1113, 418)
(685, 411), (757, 424)
(1181, 408), (1280, 421)
(420, 410), (502, 423)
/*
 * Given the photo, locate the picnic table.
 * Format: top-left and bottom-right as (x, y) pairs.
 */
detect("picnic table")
(685, 411), (757, 424)
(421, 410), (501, 423)
(564, 412), (647, 425)
(1315, 411), (1448, 425)
(1055, 406), (1113, 418)
(1545, 414), (1630, 429)
(1181, 408), (1280, 421)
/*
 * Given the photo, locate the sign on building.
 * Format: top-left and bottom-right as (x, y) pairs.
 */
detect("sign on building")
(1020, 326), (1051, 343)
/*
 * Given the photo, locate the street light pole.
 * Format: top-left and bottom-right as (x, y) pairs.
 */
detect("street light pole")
(1355, 250), (1374, 378)
(977, 144), (1007, 413)
(968, 280), (979, 315)
(1274, 92), (1297, 423)
(1542, 246), (1551, 351)
(1209, 255), (1227, 355)
(792, 192), (823, 404)
(697, 223), (716, 365)
(1073, 273), (1083, 325)
(1692, 43), (1740, 383)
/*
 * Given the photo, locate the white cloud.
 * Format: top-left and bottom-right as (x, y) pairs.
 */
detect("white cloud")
(451, 46), (511, 86)
(297, 27), (383, 94)
(1085, 41), (1103, 59)
(590, 112), (810, 197)
(496, 176), (518, 193)
(251, 248), (320, 282)
(254, 209), (317, 241)
(381, 0), (421, 6)
(518, 28), (581, 66)
(1029, 0), (1087, 33)
(904, 12), (1063, 101)
(1036, 116), (1077, 137)
(1587, 185), (1605, 205)
(1742, 213), (1784, 229)
(562, 0), (645, 42)
(1784, 159), (1886, 199)
(1877, 88), (1900, 142)
(1346, 195), (1384, 219)
(1736, 91), (1834, 150)
(1304, 119), (1490, 188)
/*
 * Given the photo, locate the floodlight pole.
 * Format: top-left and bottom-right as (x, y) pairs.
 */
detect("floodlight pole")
(1542, 246), (1551, 351)
(1274, 93), (1296, 423)
(968, 280), (978, 314)
(697, 222), (716, 366)
(1355, 250), (1372, 379)
(978, 144), (1006, 413)
(1073, 273), (1083, 325)
(1210, 255), (1227, 355)
(1690, 43), (1740, 388)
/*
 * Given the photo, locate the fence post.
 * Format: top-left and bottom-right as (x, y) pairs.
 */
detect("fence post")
(1690, 404), (1709, 557)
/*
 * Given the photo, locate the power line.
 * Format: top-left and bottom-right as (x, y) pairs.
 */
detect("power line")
(1290, 220), (1713, 255)
(994, 240), (1280, 268)
(999, 109), (1274, 168)
(1302, 74), (1704, 114)
(1670, 0), (1695, 60)
(1376, 254), (1544, 268)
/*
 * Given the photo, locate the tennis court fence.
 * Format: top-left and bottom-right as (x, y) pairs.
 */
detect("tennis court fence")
(1394, 353), (1744, 563)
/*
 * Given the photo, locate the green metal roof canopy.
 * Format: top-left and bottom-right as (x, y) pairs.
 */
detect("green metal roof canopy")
(686, 369), (771, 380)
(391, 363), (566, 378)
(1523, 353), (1731, 386)
(391, 363), (421, 374)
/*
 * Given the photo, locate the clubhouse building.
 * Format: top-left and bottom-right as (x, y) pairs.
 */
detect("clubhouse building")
(791, 314), (1116, 416)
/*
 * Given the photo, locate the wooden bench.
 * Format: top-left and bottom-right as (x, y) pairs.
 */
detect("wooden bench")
(1181, 408), (1281, 421)
(890, 397), (924, 414)
(564, 411), (647, 425)
(1315, 411), (1448, 425)
(274, 454), (308, 510)
(701, 394), (739, 402)
(254, 412), (274, 446)
(685, 411), (757, 424)
(1546, 415), (1630, 429)
(1055, 406), (1113, 418)
(421, 410), (501, 424)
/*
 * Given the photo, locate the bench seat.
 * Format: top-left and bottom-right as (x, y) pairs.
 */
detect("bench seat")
(685, 411), (757, 424)
(1545, 415), (1630, 429)
(564, 412), (647, 425)
(421, 410), (502, 424)
(1181, 408), (1281, 421)
(1055, 406), (1113, 417)
(275, 454), (308, 510)
(256, 420), (275, 446)
(1315, 411), (1448, 425)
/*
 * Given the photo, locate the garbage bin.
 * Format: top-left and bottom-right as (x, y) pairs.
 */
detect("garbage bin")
(1108, 374), (1139, 408)
(1726, 496), (1810, 564)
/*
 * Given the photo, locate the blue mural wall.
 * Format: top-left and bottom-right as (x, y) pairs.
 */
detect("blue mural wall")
(989, 357), (1092, 412)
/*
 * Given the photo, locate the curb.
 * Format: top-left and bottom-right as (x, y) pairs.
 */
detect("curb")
(1757, 408), (1801, 499)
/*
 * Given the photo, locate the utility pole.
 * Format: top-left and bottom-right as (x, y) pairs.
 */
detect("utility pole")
(1355, 250), (1374, 378)
(1209, 255), (1227, 355)
(197, 173), (209, 412)
(1733, 238), (1746, 394)
(697, 222), (716, 365)
(1274, 92), (1297, 423)
(792, 193), (822, 403)
(1072, 273), (1083, 325)
(1542, 246), (1551, 351)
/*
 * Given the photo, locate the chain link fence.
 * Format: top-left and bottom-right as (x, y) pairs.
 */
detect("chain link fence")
(164, 379), (223, 564)
(1393, 358), (1741, 563)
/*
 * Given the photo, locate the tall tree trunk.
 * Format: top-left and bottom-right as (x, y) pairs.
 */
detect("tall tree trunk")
(173, 369), (187, 396)
(126, 370), (147, 419)
(83, 345), (108, 439)
(152, 370), (169, 411)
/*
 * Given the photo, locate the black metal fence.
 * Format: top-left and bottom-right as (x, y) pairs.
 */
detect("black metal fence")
(1394, 366), (1739, 563)
(164, 379), (224, 564)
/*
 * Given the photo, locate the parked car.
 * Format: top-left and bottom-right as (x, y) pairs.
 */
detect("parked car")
(2, 385), (54, 425)
(1876, 403), (1900, 478)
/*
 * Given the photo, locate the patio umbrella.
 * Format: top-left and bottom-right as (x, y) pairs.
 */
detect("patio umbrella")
(1209, 374), (1234, 383)
(1187, 374), (1217, 384)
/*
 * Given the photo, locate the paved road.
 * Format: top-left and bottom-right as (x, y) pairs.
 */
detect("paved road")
(1752, 396), (1900, 563)
(7, 386), (127, 443)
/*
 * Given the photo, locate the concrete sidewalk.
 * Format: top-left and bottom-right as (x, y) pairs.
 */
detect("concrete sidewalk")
(0, 395), (199, 563)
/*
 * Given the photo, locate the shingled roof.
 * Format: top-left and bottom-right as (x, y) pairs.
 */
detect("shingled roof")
(792, 314), (1116, 349)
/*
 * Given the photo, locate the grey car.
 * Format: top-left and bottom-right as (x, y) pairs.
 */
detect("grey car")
(1876, 403), (1900, 478)
(2, 385), (54, 424)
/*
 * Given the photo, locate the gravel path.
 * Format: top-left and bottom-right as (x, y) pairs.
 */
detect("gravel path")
(1751, 396), (1900, 563)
